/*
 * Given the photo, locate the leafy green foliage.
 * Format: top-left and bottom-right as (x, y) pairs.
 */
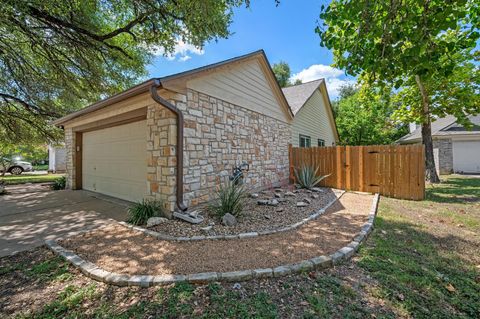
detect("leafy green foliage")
(208, 178), (247, 218)
(272, 61), (292, 87)
(52, 176), (66, 190)
(294, 165), (330, 189)
(317, 0), (479, 182)
(127, 199), (165, 225)
(334, 83), (408, 145)
(1, 0), (249, 143)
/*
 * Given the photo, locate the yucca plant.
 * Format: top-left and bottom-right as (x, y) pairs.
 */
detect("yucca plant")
(294, 165), (330, 189)
(209, 178), (247, 218)
(127, 199), (165, 225)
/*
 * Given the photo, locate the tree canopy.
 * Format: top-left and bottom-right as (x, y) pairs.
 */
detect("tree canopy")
(0, 0), (248, 143)
(272, 61), (292, 87)
(317, 0), (480, 182)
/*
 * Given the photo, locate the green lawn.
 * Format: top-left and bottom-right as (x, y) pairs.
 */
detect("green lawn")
(33, 164), (49, 171)
(1, 175), (478, 318)
(1, 173), (64, 185)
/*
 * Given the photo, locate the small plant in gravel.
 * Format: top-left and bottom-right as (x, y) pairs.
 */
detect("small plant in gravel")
(208, 178), (247, 218)
(127, 199), (165, 225)
(294, 165), (330, 189)
(52, 176), (66, 190)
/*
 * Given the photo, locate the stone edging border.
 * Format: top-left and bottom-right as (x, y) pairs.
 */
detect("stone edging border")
(45, 193), (379, 287)
(116, 190), (346, 242)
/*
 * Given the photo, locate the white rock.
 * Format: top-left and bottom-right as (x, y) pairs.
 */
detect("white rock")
(311, 194), (319, 199)
(257, 199), (269, 205)
(304, 198), (312, 204)
(274, 193), (282, 198)
(146, 217), (168, 227)
(296, 202), (308, 207)
(285, 191), (296, 197)
(268, 199), (279, 206)
(312, 187), (323, 192)
(222, 213), (237, 226)
(250, 193), (259, 198)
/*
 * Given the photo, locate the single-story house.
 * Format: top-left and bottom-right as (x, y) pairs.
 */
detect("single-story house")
(282, 79), (339, 147)
(398, 115), (480, 174)
(53, 50), (339, 214)
(48, 144), (67, 173)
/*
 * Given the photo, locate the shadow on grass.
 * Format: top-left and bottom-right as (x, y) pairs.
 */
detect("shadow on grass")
(426, 176), (480, 204)
(358, 214), (480, 318)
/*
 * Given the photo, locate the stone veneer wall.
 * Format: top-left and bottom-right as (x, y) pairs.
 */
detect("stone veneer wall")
(167, 89), (291, 207)
(433, 138), (453, 175)
(64, 128), (76, 190)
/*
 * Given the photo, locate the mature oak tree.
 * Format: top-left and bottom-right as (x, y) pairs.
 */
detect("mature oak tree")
(317, 0), (479, 183)
(0, 0), (248, 143)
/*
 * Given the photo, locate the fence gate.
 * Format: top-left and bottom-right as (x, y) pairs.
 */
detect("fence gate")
(289, 144), (425, 200)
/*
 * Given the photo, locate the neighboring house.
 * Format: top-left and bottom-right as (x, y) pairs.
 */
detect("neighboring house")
(282, 79), (339, 147)
(53, 50), (294, 213)
(48, 144), (66, 173)
(398, 115), (480, 174)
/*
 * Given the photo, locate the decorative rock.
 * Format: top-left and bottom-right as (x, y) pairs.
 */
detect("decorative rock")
(273, 265), (292, 277)
(257, 199), (269, 205)
(200, 225), (213, 232)
(250, 193), (259, 198)
(274, 193), (282, 198)
(253, 268), (273, 278)
(277, 198), (288, 202)
(311, 194), (319, 199)
(306, 190), (313, 193)
(264, 214), (271, 220)
(222, 213), (237, 226)
(146, 217), (168, 227)
(276, 208), (284, 212)
(285, 191), (296, 197)
(274, 188), (283, 193)
(311, 187), (323, 192)
(221, 270), (253, 281)
(268, 199), (279, 206)
(232, 283), (242, 289)
(296, 202), (308, 207)
(304, 198), (312, 204)
(310, 256), (332, 269)
(187, 272), (218, 283)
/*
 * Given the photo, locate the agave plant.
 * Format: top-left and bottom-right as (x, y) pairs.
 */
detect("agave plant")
(294, 165), (330, 189)
(127, 199), (165, 225)
(208, 178), (247, 218)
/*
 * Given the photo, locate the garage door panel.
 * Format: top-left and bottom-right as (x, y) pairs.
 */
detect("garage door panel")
(82, 120), (147, 202)
(453, 140), (480, 173)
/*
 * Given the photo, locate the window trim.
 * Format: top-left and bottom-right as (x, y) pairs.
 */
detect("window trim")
(299, 134), (311, 148)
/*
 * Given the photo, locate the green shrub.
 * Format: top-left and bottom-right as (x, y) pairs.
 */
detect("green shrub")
(127, 199), (164, 225)
(208, 178), (247, 218)
(52, 176), (66, 190)
(294, 165), (330, 189)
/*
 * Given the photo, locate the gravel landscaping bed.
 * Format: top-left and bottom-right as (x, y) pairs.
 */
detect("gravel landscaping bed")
(148, 186), (342, 237)
(60, 192), (372, 276)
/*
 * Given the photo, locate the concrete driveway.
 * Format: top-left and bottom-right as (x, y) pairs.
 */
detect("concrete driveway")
(0, 184), (129, 257)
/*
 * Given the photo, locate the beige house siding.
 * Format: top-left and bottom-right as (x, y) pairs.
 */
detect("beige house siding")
(187, 59), (289, 123)
(291, 89), (337, 147)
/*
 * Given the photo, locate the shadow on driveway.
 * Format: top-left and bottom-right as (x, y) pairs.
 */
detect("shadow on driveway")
(0, 184), (129, 257)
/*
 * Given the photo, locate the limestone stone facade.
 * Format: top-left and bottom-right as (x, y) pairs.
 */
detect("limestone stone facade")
(65, 88), (291, 213)
(166, 89), (291, 208)
(433, 138), (453, 175)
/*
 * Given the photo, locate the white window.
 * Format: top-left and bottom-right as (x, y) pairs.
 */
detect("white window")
(299, 134), (311, 148)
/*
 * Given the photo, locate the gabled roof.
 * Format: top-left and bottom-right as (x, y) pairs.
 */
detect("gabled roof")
(398, 115), (480, 143)
(281, 79), (324, 115)
(53, 50), (293, 125)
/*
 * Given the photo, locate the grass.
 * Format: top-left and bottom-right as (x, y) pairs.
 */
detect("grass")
(33, 164), (48, 171)
(1, 175), (478, 318)
(357, 175), (480, 318)
(0, 173), (64, 185)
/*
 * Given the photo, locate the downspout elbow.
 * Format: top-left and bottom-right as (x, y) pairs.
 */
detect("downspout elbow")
(149, 81), (188, 212)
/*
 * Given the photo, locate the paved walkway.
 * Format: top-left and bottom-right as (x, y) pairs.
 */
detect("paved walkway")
(0, 184), (129, 257)
(61, 192), (373, 276)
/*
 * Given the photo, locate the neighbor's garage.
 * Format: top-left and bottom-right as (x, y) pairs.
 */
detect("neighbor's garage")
(82, 120), (147, 202)
(453, 140), (480, 173)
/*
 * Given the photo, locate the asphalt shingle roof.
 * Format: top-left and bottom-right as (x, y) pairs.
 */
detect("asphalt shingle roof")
(281, 79), (324, 115)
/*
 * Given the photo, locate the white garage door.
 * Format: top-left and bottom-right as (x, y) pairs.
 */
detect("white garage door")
(453, 140), (480, 173)
(82, 120), (147, 202)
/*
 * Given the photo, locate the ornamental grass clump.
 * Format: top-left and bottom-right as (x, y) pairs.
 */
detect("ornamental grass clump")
(209, 178), (247, 218)
(52, 176), (66, 190)
(127, 199), (165, 225)
(294, 165), (330, 189)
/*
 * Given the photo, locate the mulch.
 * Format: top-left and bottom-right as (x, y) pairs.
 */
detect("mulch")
(60, 192), (373, 275)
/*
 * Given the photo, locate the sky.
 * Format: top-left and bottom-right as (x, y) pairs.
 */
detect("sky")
(146, 0), (355, 99)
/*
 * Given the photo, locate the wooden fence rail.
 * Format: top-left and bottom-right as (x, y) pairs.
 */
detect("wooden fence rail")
(289, 144), (425, 200)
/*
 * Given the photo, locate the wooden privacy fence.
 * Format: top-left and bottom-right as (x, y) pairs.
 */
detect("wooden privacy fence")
(289, 144), (425, 200)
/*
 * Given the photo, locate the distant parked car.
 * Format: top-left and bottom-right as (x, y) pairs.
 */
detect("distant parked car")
(0, 158), (33, 175)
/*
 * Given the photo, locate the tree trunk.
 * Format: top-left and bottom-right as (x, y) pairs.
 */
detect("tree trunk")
(415, 75), (440, 183)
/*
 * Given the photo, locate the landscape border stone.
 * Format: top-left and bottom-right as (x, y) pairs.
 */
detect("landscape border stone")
(117, 190), (346, 242)
(45, 193), (380, 287)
